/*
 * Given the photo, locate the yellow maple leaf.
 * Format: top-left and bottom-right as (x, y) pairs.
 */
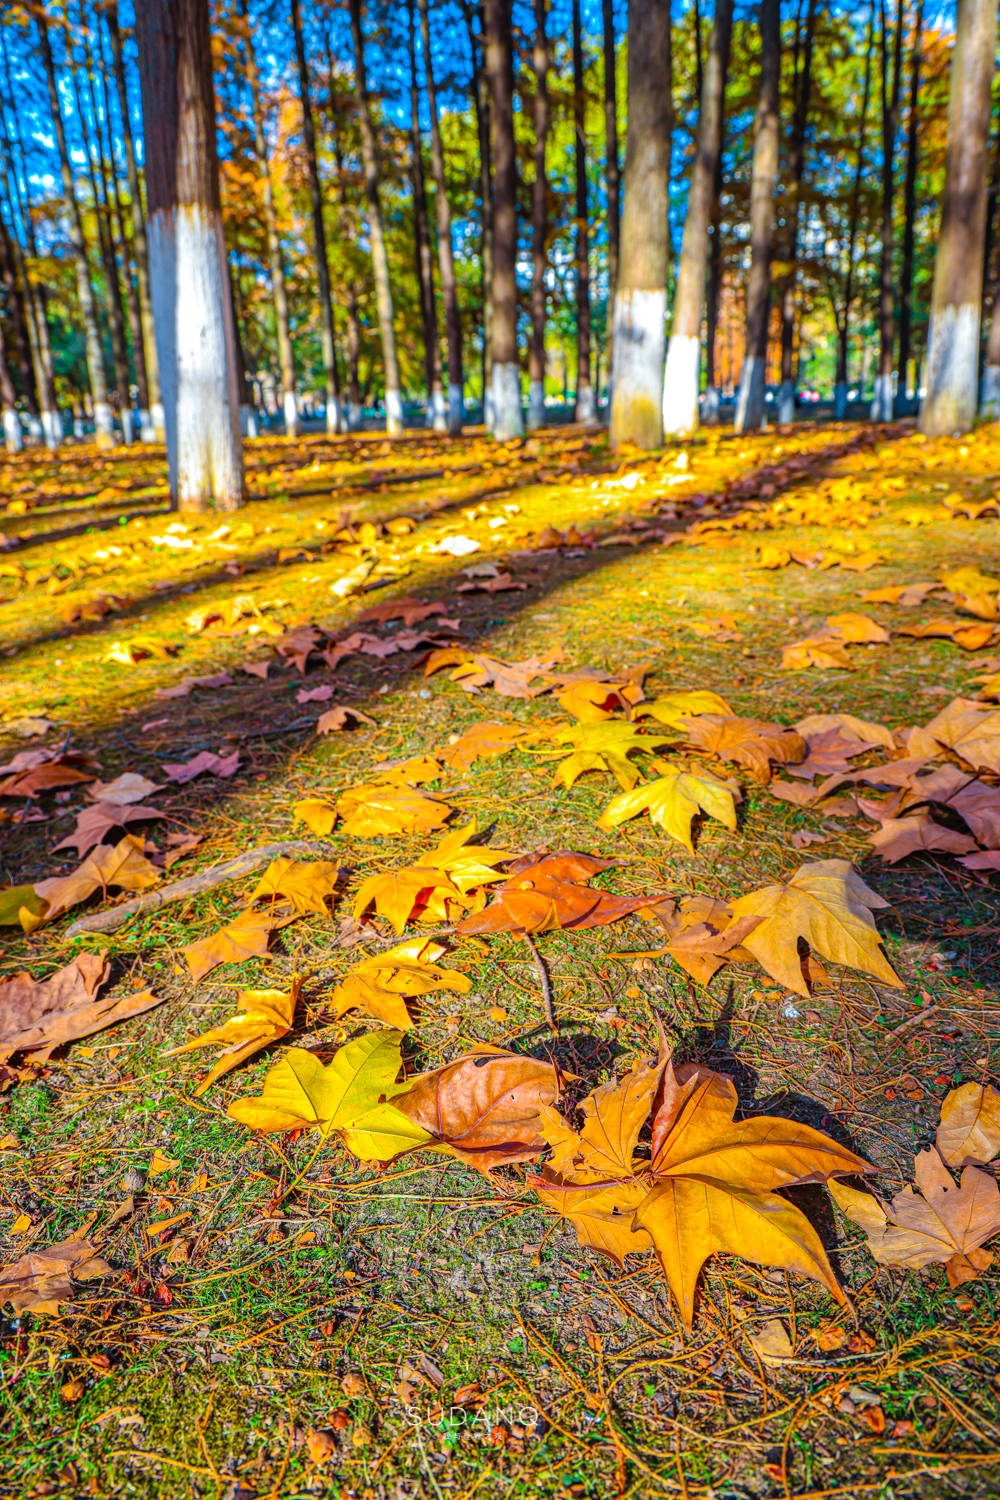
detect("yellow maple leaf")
(598, 767), (739, 852)
(330, 938), (471, 1029)
(164, 980), (300, 1094)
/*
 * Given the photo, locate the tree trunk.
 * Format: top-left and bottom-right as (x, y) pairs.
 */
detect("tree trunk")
(409, 0), (444, 428)
(484, 0), (523, 436)
(835, 6), (875, 418)
(703, 144), (725, 421)
(36, 11), (114, 447)
(661, 0), (733, 435)
(0, 158), (59, 445)
(528, 0), (549, 429)
(135, 0), (245, 510)
(572, 0), (593, 420)
(921, 0), (998, 433)
(602, 0), (620, 375)
(419, 0), (464, 431)
(0, 220), (37, 424)
(468, 4), (494, 421)
(348, 0), (404, 434)
(74, 24), (132, 442)
(290, 0), (342, 435)
(895, 0), (924, 410)
(0, 312), (22, 454)
(776, 0), (818, 424)
(734, 0), (780, 433)
(871, 0), (904, 420)
(331, 126), (364, 429)
(610, 0), (672, 450)
(106, 0), (160, 438)
(239, 0), (298, 437)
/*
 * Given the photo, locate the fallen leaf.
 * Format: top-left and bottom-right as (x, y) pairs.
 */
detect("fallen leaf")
(162, 750), (241, 783)
(597, 767), (739, 852)
(936, 1082), (1000, 1168)
(455, 852), (648, 936)
(249, 858), (341, 916)
(436, 721), (527, 770)
(316, 705), (376, 734)
(682, 714), (807, 782)
(0, 1235), (111, 1316)
(183, 907), (295, 983)
(164, 980), (300, 1094)
(337, 783), (453, 837)
(748, 1319), (794, 1367)
(330, 938), (471, 1028)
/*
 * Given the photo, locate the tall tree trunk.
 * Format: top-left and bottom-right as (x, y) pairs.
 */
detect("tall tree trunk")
(105, 0), (160, 438)
(921, 0), (998, 432)
(610, 0), (672, 450)
(36, 11), (114, 447)
(835, 5), (875, 418)
(240, 0), (299, 436)
(348, 0), (403, 434)
(419, 0), (464, 431)
(484, 0), (523, 436)
(527, 0), (549, 429)
(702, 144), (725, 420)
(871, 0), (904, 420)
(572, 0), (593, 420)
(135, 0), (245, 509)
(776, 0), (818, 424)
(602, 0), (620, 376)
(290, 0), (342, 434)
(330, 125), (364, 429)
(895, 0), (923, 409)
(0, 220), (38, 425)
(468, 5), (494, 420)
(409, 0), (444, 428)
(661, 0), (733, 435)
(734, 0), (780, 433)
(96, 14), (150, 436)
(0, 313), (21, 454)
(74, 23), (132, 442)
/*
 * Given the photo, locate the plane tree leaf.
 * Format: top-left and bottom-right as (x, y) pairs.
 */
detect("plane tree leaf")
(598, 766), (739, 851)
(164, 980), (300, 1095)
(330, 938), (471, 1028)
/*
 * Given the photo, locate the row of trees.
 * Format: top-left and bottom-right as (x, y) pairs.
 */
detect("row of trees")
(1, 1), (995, 505)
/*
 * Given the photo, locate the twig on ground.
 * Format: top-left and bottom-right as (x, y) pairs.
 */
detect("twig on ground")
(63, 839), (331, 938)
(523, 933), (557, 1034)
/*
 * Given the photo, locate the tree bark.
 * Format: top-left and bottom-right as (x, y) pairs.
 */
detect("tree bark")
(290, 0), (342, 434)
(734, 0), (780, 433)
(0, 311), (22, 454)
(484, 0), (523, 436)
(527, 0), (549, 429)
(330, 125), (364, 429)
(419, 0), (464, 431)
(871, 0), (904, 420)
(572, 0), (593, 421)
(36, 10), (114, 447)
(610, 0), (671, 450)
(240, 0), (299, 437)
(776, 0), (818, 424)
(895, 0), (924, 410)
(135, 0), (245, 510)
(661, 0), (733, 435)
(105, 0), (160, 437)
(0, 219), (37, 424)
(602, 0), (620, 375)
(468, 3), (495, 422)
(0, 116), (59, 445)
(921, 0), (998, 433)
(348, 0), (404, 434)
(409, 0), (444, 428)
(834, 5), (875, 418)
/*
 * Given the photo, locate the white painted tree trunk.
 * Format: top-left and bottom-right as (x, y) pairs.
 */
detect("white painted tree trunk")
(923, 303), (982, 434)
(870, 372), (893, 421)
(283, 390), (301, 438)
(326, 397), (342, 435)
(661, 333), (701, 435)
(3, 408), (22, 454)
(41, 409), (61, 448)
(610, 289), (666, 450)
(240, 404), (259, 438)
(347, 401), (362, 431)
(385, 389), (404, 434)
(981, 364), (1000, 419)
(702, 386), (721, 424)
(149, 203), (244, 511)
(138, 408), (155, 441)
(527, 379), (546, 430)
(491, 362), (523, 439)
(429, 388), (448, 432)
(777, 379), (795, 424)
(26, 414), (42, 442)
(94, 402), (115, 447)
(833, 381), (848, 419)
(448, 382), (464, 433)
(575, 382), (595, 423)
(734, 355), (766, 433)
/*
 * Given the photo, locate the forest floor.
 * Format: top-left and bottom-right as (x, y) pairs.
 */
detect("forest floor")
(1, 419), (1000, 1500)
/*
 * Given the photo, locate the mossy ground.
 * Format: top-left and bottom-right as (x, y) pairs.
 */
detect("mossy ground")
(2, 420), (1000, 1498)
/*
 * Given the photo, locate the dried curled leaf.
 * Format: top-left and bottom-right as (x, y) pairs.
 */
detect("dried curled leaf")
(935, 1082), (1000, 1168)
(0, 1235), (112, 1316)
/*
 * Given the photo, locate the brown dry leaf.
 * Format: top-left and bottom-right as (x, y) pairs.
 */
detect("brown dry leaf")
(423, 647), (561, 699)
(52, 801), (165, 858)
(935, 1083), (1000, 1168)
(729, 859), (900, 997)
(455, 852), (647, 936)
(0, 953), (161, 1061)
(922, 698), (1000, 775)
(681, 714), (807, 782)
(316, 705), (376, 735)
(832, 1148), (1000, 1287)
(29, 835), (160, 929)
(162, 750), (241, 783)
(868, 815), (977, 865)
(747, 1319), (794, 1367)
(793, 712), (894, 751)
(330, 938), (471, 1029)
(897, 619), (996, 652)
(533, 1052), (869, 1328)
(249, 858), (342, 916)
(88, 773), (163, 804)
(164, 980), (300, 1095)
(781, 636), (855, 671)
(436, 721), (527, 770)
(393, 1045), (566, 1172)
(357, 597), (452, 627)
(643, 896), (762, 985)
(861, 582), (938, 607)
(0, 1235), (111, 1316)
(0, 750), (98, 800)
(183, 907), (295, 983)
